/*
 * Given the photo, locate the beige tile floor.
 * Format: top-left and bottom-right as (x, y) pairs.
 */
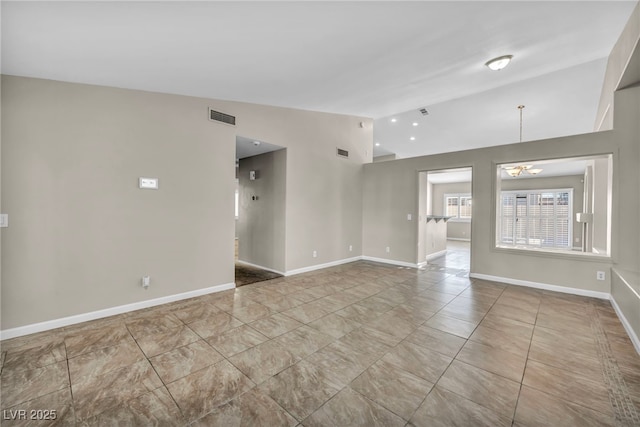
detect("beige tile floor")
(1, 246), (639, 426)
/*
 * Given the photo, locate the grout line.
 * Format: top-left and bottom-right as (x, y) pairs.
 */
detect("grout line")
(511, 297), (540, 425)
(589, 302), (640, 426)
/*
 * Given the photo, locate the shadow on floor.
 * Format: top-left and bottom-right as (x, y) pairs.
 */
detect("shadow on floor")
(235, 263), (283, 287)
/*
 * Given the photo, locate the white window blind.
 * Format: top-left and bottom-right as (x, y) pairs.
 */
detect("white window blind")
(499, 189), (572, 249)
(444, 193), (472, 220)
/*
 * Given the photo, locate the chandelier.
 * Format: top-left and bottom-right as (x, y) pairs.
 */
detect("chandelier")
(504, 165), (543, 177)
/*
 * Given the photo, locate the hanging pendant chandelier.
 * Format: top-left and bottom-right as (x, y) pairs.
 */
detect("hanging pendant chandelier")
(504, 105), (542, 177)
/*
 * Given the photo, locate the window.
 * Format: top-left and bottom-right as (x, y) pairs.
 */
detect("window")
(499, 189), (572, 249)
(495, 155), (612, 257)
(444, 193), (472, 220)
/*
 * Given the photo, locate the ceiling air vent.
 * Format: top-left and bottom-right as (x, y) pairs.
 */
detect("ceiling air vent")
(419, 108), (429, 116)
(208, 108), (236, 126)
(336, 148), (349, 158)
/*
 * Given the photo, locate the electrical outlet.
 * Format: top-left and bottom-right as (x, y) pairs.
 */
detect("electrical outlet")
(313, 250), (317, 258)
(385, 246), (390, 253)
(596, 271), (606, 281)
(142, 276), (150, 288)
(407, 214), (412, 220)
(349, 245), (353, 252)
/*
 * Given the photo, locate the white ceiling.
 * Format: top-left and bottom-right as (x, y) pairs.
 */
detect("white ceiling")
(236, 136), (283, 160)
(427, 168), (472, 184)
(2, 1), (637, 160)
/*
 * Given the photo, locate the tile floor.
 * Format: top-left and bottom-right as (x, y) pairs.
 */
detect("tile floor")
(1, 245), (639, 426)
(235, 263), (283, 287)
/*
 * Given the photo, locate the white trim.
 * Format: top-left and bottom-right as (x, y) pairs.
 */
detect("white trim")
(469, 273), (609, 300)
(360, 256), (419, 269)
(611, 295), (640, 354)
(596, 104), (611, 131)
(610, 296), (640, 355)
(236, 260), (285, 276)
(285, 256), (362, 276)
(0, 282), (235, 341)
(612, 269), (640, 300)
(425, 250), (447, 261)
(447, 238), (471, 242)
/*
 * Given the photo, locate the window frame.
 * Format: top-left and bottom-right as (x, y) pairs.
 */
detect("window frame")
(497, 188), (573, 250)
(444, 193), (472, 222)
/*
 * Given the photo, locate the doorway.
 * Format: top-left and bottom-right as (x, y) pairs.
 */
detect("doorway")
(418, 167), (472, 275)
(235, 136), (286, 286)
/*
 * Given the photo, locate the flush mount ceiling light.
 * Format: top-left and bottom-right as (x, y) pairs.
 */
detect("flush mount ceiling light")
(412, 122), (419, 127)
(410, 137), (415, 141)
(485, 54), (513, 71)
(390, 118), (397, 123)
(375, 142), (380, 146)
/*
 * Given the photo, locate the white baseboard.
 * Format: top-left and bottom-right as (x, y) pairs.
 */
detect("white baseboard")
(609, 296), (640, 355)
(236, 260), (285, 276)
(447, 238), (471, 242)
(469, 273), (610, 300)
(360, 256), (419, 269)
(285, 256), (362, 276)
(0, 282), (235, 341)
(425, 250), (447, 261)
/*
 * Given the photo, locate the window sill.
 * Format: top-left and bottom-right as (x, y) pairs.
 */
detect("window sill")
(494, 245), (612, 262)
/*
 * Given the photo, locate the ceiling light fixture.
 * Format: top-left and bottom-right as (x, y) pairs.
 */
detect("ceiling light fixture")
(375, 142), (380, 146)
(390, 118), (397, 123)
(517, 104), (525, 142)
(485, 54), (513, 71)
(504, 165), (542, 177)
(412, 122), (418, 126)
(410, 137), (415, 141)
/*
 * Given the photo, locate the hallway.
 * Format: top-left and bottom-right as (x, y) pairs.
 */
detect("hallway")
(426, 240), (470, 277)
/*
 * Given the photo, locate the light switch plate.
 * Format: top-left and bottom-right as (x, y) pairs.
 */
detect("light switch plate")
(139, 177), (158, 189)
(0, 214), (7, 228)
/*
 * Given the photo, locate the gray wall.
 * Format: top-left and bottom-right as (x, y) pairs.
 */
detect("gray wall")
(237, 150), (286, 273)
(431, 182), (472, 240)
(613, 85), (640, 272)
(591, 158), (610, 254)
(501, 175), (584, 249)
(362, 126), (622, 294)
(1, 75), (371, 330)
(1, 76), (236, 328)
(595, 2), (639, 131)
(417, 172), (428, 263)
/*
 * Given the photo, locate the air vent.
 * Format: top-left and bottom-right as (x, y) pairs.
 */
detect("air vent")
(208, 108), (236, 126)
(336, 148), (349, 158)
(419, 108), (429, 116)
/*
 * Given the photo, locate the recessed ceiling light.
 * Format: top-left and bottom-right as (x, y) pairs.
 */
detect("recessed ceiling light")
(410, 137), (415, 141)
(390, 118), (397, 123)
(485, 55), (513, 71)
(412, 122), (418, 126)
(375, 142), (380, 146)
(253, 141), (261, 146)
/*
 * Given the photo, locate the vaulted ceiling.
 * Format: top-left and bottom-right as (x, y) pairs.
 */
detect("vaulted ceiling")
(2, 1), (637, 159)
